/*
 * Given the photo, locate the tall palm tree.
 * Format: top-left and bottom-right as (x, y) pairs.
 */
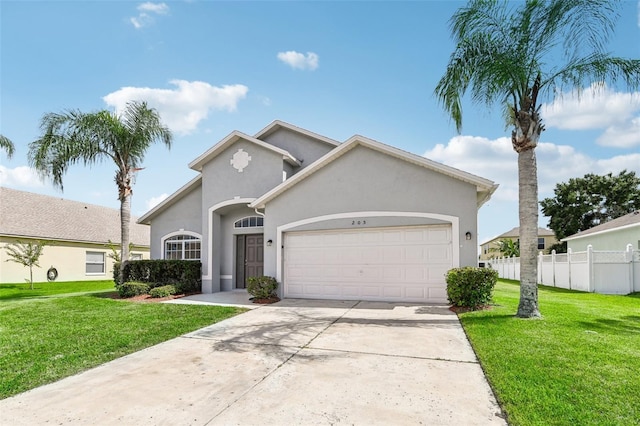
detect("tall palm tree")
(29, 101), (172, 276)
(0, 135), (15, 158)
(435, 0), (640, 317)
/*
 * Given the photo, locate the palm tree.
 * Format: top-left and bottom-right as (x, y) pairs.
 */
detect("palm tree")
(0, 135), (15, 158)
(435, 0), (640, 317)
(29, 101), (172, 278)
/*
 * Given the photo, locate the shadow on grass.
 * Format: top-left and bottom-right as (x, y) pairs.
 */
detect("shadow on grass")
(458, 313), (518, 325)
(578, 318), (640, 334)
(627, 292), (640, 299)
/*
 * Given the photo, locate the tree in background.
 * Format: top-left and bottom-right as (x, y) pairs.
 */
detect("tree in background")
(29, 101), (172, 280)
(435, 0), (640, 318)
(541, 170), (640, 252)
(495, 239), (520, 258)
(5, 240), (47, 289)
(0, 135), (15, 158)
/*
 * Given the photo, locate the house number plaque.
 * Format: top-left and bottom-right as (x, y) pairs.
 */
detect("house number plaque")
(351, 220), (367, 225)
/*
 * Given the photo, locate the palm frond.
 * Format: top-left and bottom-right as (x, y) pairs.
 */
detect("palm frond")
(0, 135), (15, 159)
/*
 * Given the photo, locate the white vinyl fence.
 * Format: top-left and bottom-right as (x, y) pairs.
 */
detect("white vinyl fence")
(490, 244), (640, 295)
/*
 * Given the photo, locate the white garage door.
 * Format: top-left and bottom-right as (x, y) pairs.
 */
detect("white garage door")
(284, 225), (452, 303)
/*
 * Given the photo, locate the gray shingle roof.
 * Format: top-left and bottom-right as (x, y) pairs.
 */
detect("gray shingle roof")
(564, 210), (640, 240)
(0, 187), (150, 246)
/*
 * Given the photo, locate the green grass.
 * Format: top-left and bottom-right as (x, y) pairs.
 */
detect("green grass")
(0, 294), (245, 399)
(0, 280), (116, 300)
(459, 280), (640, 426)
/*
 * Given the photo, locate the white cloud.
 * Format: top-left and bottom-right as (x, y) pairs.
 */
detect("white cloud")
(130, 2), (169, 29)
(277, 51), (319, 71)
(138, 2), (169, 14)
(541, 83), (640, 147)
(424, 135), (640, 203)
(596, 117), (640, 148)
(0, 165), (45, 188)
(145, 193), (168, 211)
(103, 80), (249, 134)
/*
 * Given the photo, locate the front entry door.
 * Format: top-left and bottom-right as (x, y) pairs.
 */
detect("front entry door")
(236, 234), (264, 288)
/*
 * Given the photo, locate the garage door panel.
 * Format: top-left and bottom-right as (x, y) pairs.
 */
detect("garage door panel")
(284, 225), (452, 303)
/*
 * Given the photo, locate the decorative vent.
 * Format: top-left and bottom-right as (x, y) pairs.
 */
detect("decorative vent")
(230, 149), (251, 172)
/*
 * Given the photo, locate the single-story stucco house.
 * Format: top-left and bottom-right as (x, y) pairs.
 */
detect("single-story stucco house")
(563, 210), (640, 252)
(138, 121), (498, 303)
(0, 187), (150, 284)
(479, 226), (557, 260)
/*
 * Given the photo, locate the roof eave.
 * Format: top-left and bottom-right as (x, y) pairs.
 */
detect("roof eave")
(250, 135), (498, 209)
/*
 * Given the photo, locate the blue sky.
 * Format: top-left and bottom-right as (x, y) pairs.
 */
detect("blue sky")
(1, 0), (639, 247)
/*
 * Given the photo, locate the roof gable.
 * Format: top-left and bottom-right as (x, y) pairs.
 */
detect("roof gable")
(254, 120), (340, 148)
(250, 135), (498, 209)
(563, 210), (640, 241)
(0, 187), (149, 245)
(189, 131), (300, 172)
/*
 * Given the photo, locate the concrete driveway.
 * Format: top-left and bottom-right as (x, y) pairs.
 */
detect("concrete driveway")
(0, 298), (506, 425)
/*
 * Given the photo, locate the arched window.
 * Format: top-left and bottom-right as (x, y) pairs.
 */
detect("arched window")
(234, 216), (264, 228)
(164, 234), (201, 260)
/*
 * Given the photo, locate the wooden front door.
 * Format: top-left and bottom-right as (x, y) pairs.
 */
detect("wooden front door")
(236, 234), (264, 288)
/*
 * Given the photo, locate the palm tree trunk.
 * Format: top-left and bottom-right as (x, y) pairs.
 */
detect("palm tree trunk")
(516, 148), (541, 318)
(120, 191), (131, 284)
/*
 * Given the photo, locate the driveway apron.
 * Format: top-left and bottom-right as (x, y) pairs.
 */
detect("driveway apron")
(0, 299), (506, 425)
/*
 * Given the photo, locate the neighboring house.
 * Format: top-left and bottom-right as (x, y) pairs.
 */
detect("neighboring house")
(139, 120), (498, 303)
(0, 187), (150, 284)
(479, 226), (557, 260)
(563, 210), (640, 252)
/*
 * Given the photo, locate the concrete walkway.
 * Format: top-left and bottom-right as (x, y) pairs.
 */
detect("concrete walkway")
(0, 296), (506, 425)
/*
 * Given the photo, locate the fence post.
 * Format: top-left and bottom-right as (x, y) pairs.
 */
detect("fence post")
(567, 248), (572, 290)
(538, 251), (543, 284)
(626, 244), (634, 294)
(587, 245), (594, 293)
(551, 249), (556, 287)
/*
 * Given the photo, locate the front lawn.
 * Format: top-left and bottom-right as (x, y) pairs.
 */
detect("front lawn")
(0, 280), (115, 300)
(0, 295), (245, 399)
(460, 280), (640, 426)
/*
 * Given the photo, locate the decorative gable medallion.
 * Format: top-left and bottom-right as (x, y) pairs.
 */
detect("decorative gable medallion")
(230, 149), (251, 173)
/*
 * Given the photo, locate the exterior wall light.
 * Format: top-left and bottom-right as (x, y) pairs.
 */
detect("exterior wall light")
(267, 239), (273, 247)
(465, 231), (472, 240)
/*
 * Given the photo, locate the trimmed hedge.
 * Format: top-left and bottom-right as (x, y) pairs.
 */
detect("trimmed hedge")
(149, 285), (177, 298)
(247, 276), (278, 299)
(116, 260), (201, 294)
(118, 281), (150, 298)
(445, 267), (498, 309)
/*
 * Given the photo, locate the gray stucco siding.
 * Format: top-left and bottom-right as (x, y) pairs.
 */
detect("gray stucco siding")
(262, 128), (335, 171)
(261, 145), (479, 279)
(148, 185), (202, 259)
(199, 140), (286, 280)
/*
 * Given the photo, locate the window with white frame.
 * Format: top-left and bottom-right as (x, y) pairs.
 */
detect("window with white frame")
(234, 216), (264, 228)
(538, 238), (545, 250)
(164, 235), (201, 260)
(86, 251), (105, 274)
(130, 253), (143, 261)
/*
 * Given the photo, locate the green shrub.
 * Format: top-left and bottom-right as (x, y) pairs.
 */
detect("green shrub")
(445, 267), (498, 309)
(247, 276), (279, 299)
(113, 262), (121, 285)
(149, 285), (177, 298)
(121, 260), (201, 293)
(117, 281), (150, 298)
